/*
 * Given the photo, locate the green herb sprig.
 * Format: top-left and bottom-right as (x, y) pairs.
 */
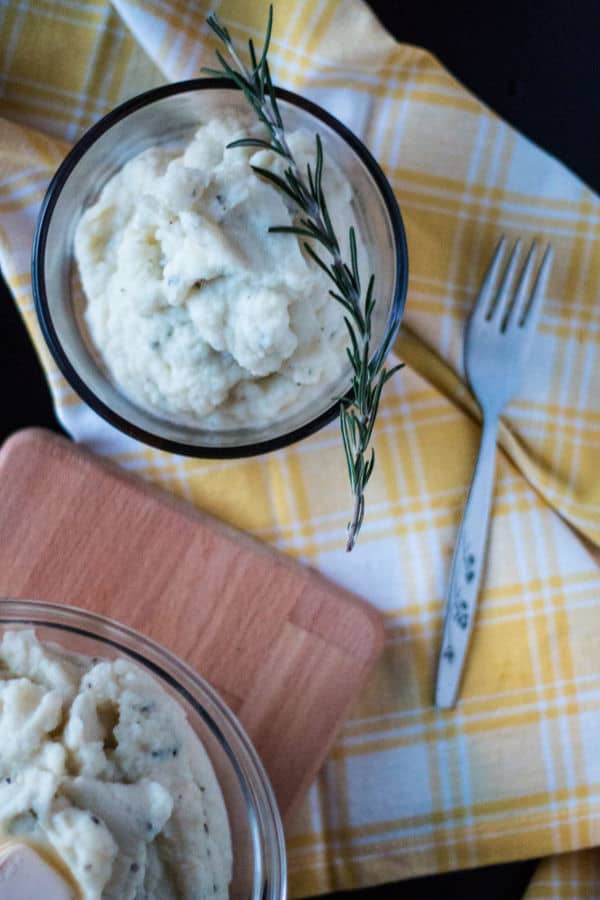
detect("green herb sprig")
(204, 6), (402, 551)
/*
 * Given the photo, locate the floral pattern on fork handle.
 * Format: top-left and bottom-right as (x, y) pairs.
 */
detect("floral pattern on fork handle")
(435, 415), (499, 708)
(441, 542), (476, 662)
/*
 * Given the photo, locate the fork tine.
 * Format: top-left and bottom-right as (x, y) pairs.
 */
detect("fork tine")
(488, 239), (522, 323)
(503, 241), (538, 331)
(519, 243), (554, 332)
(471, 236), (507, 322)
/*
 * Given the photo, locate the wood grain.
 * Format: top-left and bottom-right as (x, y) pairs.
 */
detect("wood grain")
(0, 428), (384, 819)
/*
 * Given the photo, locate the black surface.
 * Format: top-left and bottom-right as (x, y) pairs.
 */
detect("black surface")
(1, 272), (61, 438)
(3, 1), (600, 896)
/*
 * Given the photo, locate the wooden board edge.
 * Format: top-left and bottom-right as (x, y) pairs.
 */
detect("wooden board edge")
(0, 428), (386, 665)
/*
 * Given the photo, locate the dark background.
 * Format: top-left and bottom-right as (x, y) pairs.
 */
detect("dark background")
(2, 1), (599, 896)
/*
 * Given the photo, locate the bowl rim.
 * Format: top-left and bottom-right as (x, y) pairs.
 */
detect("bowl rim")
(32, 77), (409, 459)
(0, 597), (287, 899)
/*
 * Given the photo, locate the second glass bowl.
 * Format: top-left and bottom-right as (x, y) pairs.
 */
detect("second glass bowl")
(0, 599), (286, 900)
(33, 79), (408, 457)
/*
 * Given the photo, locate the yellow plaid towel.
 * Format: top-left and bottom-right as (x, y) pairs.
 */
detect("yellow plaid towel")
(525, 850), (600, 899)
(1, 1), (599, 897)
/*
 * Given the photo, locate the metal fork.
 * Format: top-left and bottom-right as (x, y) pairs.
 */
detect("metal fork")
(435, 236), (554, 709)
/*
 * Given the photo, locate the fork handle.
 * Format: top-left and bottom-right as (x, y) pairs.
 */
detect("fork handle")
(435, 413), (499, 709)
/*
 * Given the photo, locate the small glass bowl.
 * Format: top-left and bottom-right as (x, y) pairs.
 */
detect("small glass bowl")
(33, 79), (408, 458)
(0, 599), (287, 900)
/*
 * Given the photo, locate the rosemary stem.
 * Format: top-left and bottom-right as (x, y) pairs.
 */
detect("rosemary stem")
(225, 43), (301, 167)
(346, 490), (364, 552)
(222, 20), (337, 257)
(206, 5), (402, 551)
(227, 43), (253, 85)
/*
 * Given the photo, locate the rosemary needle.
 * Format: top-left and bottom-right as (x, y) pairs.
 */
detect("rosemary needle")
(204, 5), (402, 551)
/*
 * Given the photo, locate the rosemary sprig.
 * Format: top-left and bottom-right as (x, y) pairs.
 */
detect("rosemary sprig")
(204, 6), (402, 551)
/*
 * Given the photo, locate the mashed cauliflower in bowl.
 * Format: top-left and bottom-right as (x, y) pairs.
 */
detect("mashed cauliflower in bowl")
(73, 112), (353, 430)
(33, 81), (407, 456)
(0, 601), (286, 900)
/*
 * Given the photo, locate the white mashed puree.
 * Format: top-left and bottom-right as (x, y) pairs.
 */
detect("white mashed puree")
(0, 630), (232, 899)
(74, 111), (356, 427)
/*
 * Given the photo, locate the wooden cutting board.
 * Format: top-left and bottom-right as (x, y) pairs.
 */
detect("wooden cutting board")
(0, 428), (383, 819)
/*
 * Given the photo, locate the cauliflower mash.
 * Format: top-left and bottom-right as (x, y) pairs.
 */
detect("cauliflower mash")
(0, 630), (232, 899)
(74, 111), (355, 427)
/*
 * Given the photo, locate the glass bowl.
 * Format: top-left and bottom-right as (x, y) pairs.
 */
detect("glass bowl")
(0, 599), (287, 900)
(32, 79), (408, 458)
